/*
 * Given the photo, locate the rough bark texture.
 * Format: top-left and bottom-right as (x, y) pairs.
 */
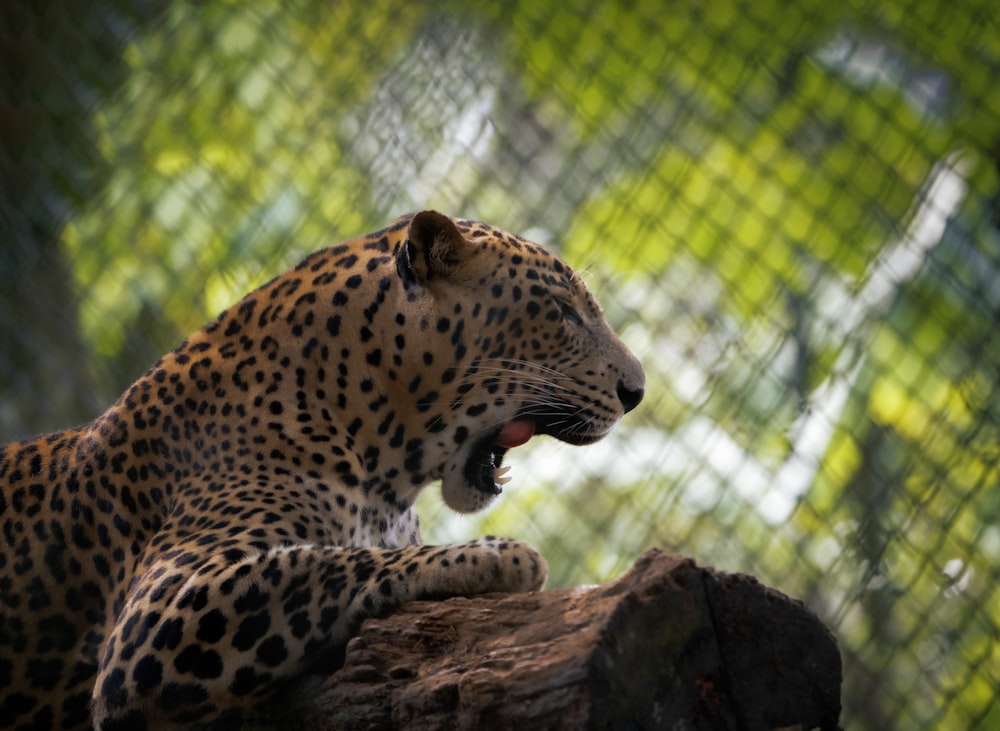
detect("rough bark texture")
(239, 550), (841, 731)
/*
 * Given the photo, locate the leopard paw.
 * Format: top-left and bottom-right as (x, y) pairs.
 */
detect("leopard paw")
(466, 536), (548, 593)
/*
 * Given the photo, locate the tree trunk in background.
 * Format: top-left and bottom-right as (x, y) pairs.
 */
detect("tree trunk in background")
(0, 0), (163, 438)
(243, 550), (842, 731)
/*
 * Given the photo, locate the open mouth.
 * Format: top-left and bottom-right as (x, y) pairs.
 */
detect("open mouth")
(463, 419), (536, 497)
(463, 411), (609, 496)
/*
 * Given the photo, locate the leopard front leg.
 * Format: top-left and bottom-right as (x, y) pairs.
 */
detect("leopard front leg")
(92, 537), (546, 730)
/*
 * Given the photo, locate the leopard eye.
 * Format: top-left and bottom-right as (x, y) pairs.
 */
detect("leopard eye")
(559, 300), (584, 327)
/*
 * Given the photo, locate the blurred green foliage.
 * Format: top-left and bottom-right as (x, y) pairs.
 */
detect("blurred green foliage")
(2, 0), (999, 728)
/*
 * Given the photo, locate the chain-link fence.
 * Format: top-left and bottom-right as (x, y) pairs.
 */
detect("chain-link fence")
(2, 1), (999, 728)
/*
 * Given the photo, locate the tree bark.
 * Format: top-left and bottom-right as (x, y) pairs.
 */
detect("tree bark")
(246, 549), (841, 731)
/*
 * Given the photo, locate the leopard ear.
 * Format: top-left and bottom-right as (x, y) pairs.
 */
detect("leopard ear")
(397, 210), (473, 287)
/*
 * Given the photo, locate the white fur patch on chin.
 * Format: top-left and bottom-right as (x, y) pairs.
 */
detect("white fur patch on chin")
(440, 466), (500, 514)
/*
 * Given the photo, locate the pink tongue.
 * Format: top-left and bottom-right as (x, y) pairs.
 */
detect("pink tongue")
(495, 420), (536, 448)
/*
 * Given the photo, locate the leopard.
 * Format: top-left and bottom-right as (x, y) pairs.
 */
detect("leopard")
(0, 210), (645, 730)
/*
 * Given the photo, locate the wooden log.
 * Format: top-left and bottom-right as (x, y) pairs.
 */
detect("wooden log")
(246, 549), (841, 730)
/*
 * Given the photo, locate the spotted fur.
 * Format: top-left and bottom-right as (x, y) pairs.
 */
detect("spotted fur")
(0, 211), (644, 730)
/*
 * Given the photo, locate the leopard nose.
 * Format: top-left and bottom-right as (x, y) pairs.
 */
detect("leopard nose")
(616, 379), (644, 414)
